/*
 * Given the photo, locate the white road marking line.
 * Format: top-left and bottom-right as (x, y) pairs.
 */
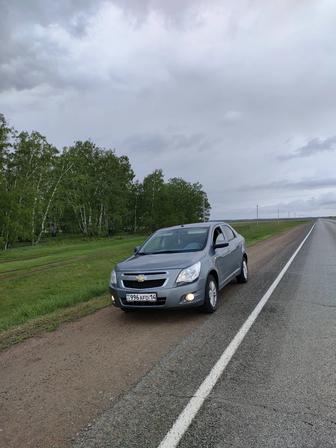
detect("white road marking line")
(158, 223), (316, 448)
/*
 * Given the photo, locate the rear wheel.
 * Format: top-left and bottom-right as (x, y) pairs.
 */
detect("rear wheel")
(236, 257), (248, 283)
(201, 275), (218, 313)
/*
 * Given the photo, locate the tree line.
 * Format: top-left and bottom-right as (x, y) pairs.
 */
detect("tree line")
(0, 114), (211, 249)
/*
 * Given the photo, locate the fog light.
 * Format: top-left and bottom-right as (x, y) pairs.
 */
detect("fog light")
(111, 295), (115, 304)
(185, 293), (195, 302)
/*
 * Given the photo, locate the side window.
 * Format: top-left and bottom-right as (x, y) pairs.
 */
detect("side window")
(213, 227), (225, 245)
(223, 226), (235, 241)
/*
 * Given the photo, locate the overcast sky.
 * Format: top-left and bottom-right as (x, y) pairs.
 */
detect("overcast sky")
(1, 0), (336, 219)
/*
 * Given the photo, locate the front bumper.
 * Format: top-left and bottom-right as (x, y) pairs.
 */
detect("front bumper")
(109, 280), (205, 310)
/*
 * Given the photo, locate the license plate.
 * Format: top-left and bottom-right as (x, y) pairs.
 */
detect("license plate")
(126, 293), (157, 302)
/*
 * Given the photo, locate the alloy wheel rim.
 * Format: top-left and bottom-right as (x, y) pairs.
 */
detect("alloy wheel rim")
(243, 260), (248, 279)
(209, 281), (217, 307)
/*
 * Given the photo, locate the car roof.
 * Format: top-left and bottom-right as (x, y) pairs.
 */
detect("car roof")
(157, 221), (230, 231)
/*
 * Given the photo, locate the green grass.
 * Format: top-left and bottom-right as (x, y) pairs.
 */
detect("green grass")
(0, 235), (145, 333)
(232, 220), (308, 246)
(0, 220), (308, 348)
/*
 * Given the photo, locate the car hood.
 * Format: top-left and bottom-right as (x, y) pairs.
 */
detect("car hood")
(117, 252), (204, 271)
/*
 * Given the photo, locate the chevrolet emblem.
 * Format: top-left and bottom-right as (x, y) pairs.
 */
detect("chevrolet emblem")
(136, 274), (146, 282)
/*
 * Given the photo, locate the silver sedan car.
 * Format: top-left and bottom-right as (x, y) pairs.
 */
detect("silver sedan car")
(109, 222), (248, 313)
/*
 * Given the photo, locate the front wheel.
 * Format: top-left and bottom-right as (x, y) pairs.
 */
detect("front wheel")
(201, 275), (218, 313)
(236, 257), (248, 283)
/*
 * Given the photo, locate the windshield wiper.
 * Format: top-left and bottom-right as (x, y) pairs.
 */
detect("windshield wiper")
(139, 250), (180, 255)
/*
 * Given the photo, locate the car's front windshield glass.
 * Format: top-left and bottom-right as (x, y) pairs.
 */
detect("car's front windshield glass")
(139, 227), (209, 254)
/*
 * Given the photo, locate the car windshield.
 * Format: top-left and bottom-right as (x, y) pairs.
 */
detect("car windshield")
(139, 227), (209, 254)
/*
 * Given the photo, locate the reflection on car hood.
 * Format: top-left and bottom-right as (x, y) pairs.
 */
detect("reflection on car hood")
(117, 251), (204, 271)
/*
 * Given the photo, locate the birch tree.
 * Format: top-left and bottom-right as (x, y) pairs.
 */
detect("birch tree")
(0, 114), (12, 249)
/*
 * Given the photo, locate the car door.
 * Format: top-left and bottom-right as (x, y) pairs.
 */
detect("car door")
(212, 226), (231, 287)
(222, 225), (242, 273)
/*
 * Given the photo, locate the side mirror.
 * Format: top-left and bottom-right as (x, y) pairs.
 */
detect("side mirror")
(134, 246), (140, 254)
(214, 242), (229, 249)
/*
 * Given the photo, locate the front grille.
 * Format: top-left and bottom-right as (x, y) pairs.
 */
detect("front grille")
(121, 297), (166, 306)
(123, 272), (166, 276)
(123, 279), (165, 289)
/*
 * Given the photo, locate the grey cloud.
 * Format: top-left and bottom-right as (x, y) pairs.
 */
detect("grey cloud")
(238, 178), (336, 192)
(109, 0), (213, 23)
(280, 136), (336, 160)
(267, 194), (336, 215)
(0, 0), (206, 93)
(122, 132), (220, 155)
(1, 0), (336, 219)
(0, 0), (96, 32)
(0, 0), (99, 92)
(219, 192), (336, 221)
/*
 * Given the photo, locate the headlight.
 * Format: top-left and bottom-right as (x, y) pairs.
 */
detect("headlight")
(176, 262), (201, 284)
(110, 269), (117, 285)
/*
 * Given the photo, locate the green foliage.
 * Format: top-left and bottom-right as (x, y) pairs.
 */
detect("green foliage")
(1, 128), (60, 247)
(0, 114), (13, 249)
(0, 114), (211, 248)
(59, 141), (135, 235)
(131, 170), (211, 232)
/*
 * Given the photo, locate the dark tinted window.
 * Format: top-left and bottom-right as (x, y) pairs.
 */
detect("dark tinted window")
(213, 227), (225, 245)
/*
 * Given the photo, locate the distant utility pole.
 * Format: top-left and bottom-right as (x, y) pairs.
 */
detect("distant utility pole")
(256, 204), (259, 224)
(277, 208), (280, 223)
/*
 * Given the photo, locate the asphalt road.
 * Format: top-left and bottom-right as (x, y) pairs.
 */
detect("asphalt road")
(73, 219), (336, 448)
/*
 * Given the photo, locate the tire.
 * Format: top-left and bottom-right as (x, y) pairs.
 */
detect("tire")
(201, 275), (218, 313)
(236, 257), (248, 283)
